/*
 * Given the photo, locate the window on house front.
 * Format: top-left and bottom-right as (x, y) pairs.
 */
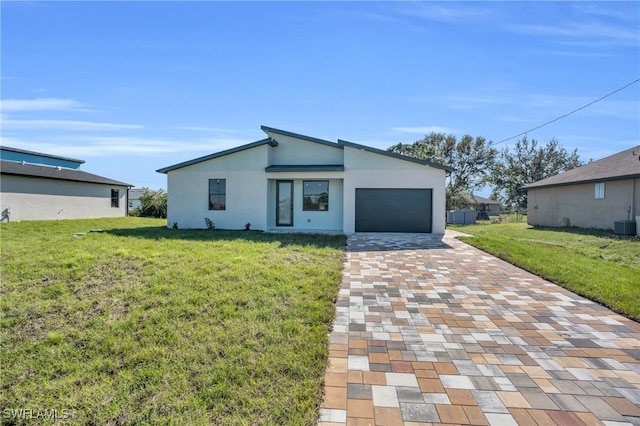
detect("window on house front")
(303, 181), (329, 211)
(209, 179), (226, 210)
(111, 189), (119, 208)
(595, 182), (605, 199)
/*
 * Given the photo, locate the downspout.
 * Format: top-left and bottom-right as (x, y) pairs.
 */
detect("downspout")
(126, 186), (130, 216)
(632, 178), (636, 218)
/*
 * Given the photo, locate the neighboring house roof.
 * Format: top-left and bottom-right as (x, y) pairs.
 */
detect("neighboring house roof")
(464, 194), (500, 205)
(128, 188), (146, 201)
(156, 138), (278, 173)
(524, 146), (640, 189)
(0, 146), (85, 164)
(0, 160), (132, 187)
(158, 126), (453, 173)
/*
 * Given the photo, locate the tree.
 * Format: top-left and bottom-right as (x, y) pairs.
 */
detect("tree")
(491, 137), (581, 210)
(388, 132), (498, 210)
(137, 188), (168, 218)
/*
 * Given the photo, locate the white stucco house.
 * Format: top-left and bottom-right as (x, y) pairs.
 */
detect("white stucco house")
(0, 146), (132, 221)
(157, 126), (452, 233)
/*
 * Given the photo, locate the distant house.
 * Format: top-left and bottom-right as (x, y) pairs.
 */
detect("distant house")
(463, 194), (501, 219)
(0, 146), (132, 221)
(128, 188), (145, 210)
(523, 147), (640, 230)
(157, 126), (452, 233)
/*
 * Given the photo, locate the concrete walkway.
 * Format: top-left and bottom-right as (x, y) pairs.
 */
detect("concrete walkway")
(318, 232), (640, 426)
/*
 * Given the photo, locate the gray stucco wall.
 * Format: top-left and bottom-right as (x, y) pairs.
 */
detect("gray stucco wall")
(0, 175), (129, 221)
(526, 178), (639, 229)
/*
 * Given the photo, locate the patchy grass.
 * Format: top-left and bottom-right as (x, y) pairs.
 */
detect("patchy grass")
(449, 222), (640, 321)
(1, 218), (346, 425)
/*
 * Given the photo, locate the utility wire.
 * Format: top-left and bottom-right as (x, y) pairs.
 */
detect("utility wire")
(492, 78), (640, 146)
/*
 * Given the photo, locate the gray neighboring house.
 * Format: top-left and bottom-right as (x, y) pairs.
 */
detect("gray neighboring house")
(523, 146), (640, 230)
(463, 194), (501, 218)
(128, 188), (145, 210)
(0, 146), (132, 221)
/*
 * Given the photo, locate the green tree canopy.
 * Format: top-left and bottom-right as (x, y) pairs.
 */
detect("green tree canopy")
(490, 137), (582, 210)
(388, 132), (498, 210)
(137, 188), (167, 218)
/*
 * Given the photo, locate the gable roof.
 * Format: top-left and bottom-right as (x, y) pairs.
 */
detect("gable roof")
(157, 126), (453, 173)
(524, 146), (640, 189)
(156, 138), (278, 173)
(1, 160), (132, 187)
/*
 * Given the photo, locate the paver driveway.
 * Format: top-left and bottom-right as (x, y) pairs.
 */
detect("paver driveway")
(318, 232), (640, 426)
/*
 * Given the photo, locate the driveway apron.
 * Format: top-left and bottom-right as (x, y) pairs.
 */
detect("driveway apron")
(318, 231), (640, 426)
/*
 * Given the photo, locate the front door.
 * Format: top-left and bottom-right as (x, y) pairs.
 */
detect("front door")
(276, 180), (294, 226)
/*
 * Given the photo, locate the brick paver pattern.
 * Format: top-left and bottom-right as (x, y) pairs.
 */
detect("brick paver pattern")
(318, 232), (640, 426)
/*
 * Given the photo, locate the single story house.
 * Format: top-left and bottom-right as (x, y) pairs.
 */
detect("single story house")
(463, 194), (501, 219)
(0, 146), (132, 221)
(523, 146), (640, 230)
(128, 188), (145, 210)
(157, 126), (452, 233)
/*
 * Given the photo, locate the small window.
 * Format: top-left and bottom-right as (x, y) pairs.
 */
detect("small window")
(303, 181), (329, 211)
(111, 189), (119, 208)
(595, 182), (605, 199)
(209, 179), (226, 210)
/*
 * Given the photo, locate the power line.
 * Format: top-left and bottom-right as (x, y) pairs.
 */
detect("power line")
(492, 78), (640, 146)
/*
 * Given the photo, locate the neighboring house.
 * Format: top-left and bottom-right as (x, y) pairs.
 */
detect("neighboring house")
(157, 126), (452, 233)
(523, 146), (640, 230)
(0, 146), (132, 221)
(128, 188), (145, 210)
(463, 194), (501, 219)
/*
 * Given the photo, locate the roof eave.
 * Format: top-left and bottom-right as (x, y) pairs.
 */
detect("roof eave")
(156, 138), (277, 173)
(524, 173), (640, 190)
(260, 125), (340, 149)
(337, 139), (454, 172)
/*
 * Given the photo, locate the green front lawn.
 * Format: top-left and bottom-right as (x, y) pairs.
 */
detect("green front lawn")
(1, 218), (346, 425)
(449, 222), (640, 321)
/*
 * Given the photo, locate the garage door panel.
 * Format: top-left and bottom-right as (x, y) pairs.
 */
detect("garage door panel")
(355, 188), (432, 233)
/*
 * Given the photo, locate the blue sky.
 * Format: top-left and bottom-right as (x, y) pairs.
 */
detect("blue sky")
(2, 1), (639, 193)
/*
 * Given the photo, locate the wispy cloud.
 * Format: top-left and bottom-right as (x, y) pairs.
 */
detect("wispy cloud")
(0, 135), (249, 158)
(398, 3), (493, 23)
(507, 21), (639, 47)
(177, 126), (244, 133)
(393, 126), (459, 135)
(1, 98), (83, 112)
(1, 118), (143, 131)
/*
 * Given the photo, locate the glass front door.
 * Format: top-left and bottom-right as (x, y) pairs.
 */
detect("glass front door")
(276, 180), (293, 226)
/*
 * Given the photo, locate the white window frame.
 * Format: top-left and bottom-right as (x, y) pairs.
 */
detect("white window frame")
(594, 182), (605, 199)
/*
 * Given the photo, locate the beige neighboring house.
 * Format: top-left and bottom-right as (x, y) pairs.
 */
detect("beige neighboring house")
(158, 126), (452, 233)
(0, 146), (132, 221)
(523, 146), (640, 230)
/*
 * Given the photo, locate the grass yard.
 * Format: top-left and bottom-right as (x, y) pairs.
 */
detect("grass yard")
(449, 222), (640, 321)
(0, 218), (346, 425)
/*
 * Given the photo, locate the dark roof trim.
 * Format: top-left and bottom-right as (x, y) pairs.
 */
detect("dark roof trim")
(260, 126), (341, 149)
(265, 164), (345, 172)
(337, 139), (454, 172)
(156, 138), (277, 173)
(0, 160), (132, 187)
(523, 174), (640, 190)
(0, 145), (85, 164)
